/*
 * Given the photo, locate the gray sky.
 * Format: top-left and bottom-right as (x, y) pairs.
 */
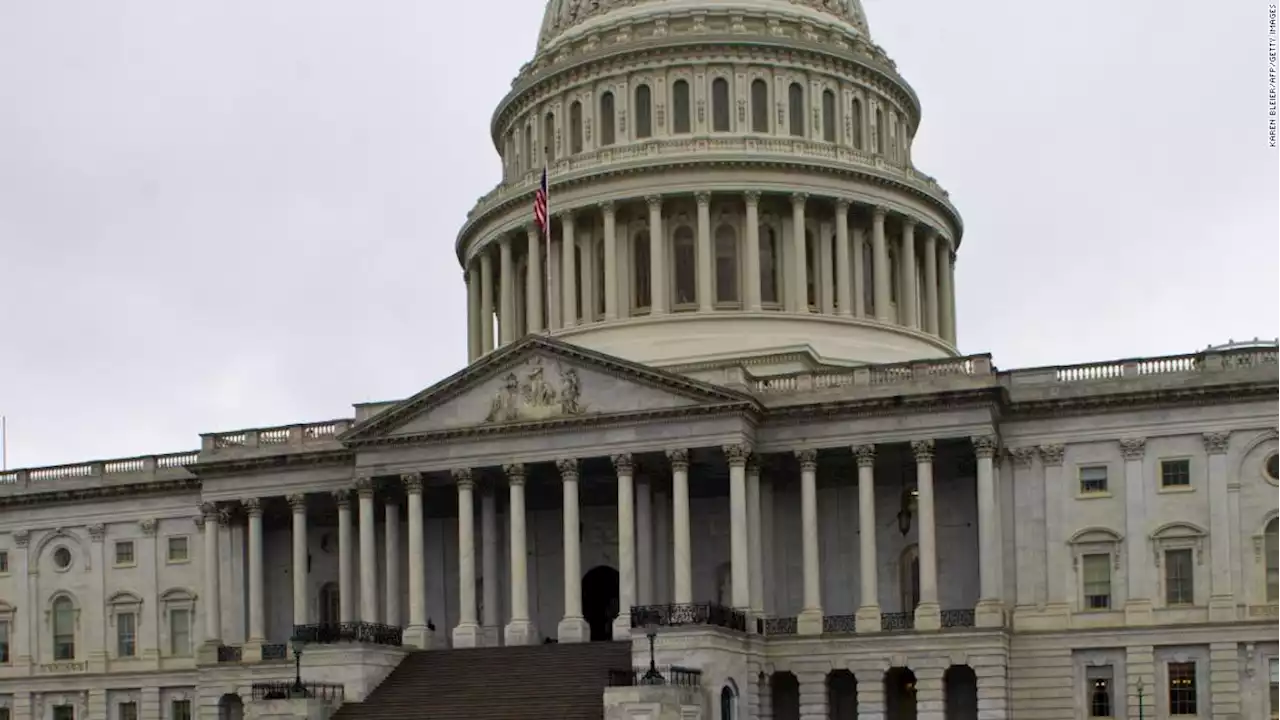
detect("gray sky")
(1, 0), (1275, 470)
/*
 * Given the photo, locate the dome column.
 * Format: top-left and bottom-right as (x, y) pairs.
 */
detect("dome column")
(900, 218), (918, 329)
(561, 211), (578, 328)
(479, 249), (495, 354)
(938, 237), (955, 344)
(922, 228), (939, 335)
(834, 199), (853, 317)
(696, 192), (713, 312)
(789, 193), (809, 313)
(499, 235), (516, 345)
(601, 202), (618, 320)
(647, 196), (668, 315)
(871, 207), (892, 322)
(525, 224), (544, 333)
(744, 192), (763, 312)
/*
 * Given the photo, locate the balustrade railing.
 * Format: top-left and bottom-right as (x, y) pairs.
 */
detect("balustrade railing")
(291, 622), (403, 647)
(216, 645), (243, 663)
(250, 682), (345, 702)
(757, 616), (798, 636)
(940, 609), (976, 628)
(880, 612), (914, 631)
(821, 614), (857, 634)
(630, 603), (747, 632)
(261, 643), (289, 661)
(607, 665), (703, 688)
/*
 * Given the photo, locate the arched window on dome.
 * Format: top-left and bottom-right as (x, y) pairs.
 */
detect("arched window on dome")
(887, 246), (899, 304)
(672, 225), (696, 308)
(750, 79), (769, 133)
(875, 107), (886, 154)
(900, 118), (909, 161)
(712, 77), (731, 132)
(672, 80), (692, 134)
(545, 112), (557, 162)
(788, 82), (805, 137)
(829, 232), (840, 312)
(805, 229), (818, 308)
(822, 89), (836, 142)
(760, 223), (780, 306)
(569, 101), (584, 154)
(862, 238), (874, 314)
(635, 84), (653, 139)
(524, 122), (533, 169)
(595, 236), (606, 317)
(599, 92), (616, 147)
(633, 231), (651, 311)
(1266, 517), (1278, 602)
(850, 97), (864, 150)
(714, 224), (739, 304)
(886, 111), (897, 161)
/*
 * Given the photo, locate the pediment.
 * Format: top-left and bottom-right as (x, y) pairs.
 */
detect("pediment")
(1149, 521), (1207, 540)
(341, 335), (757, 442)
(1068, 526), (1124, 545)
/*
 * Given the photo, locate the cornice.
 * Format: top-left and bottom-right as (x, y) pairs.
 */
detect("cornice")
(0, 478), (200, 509)
(764, 387), (1004, 424)
(183, 449), (355, 479)
(1006, 381), (1278, 420)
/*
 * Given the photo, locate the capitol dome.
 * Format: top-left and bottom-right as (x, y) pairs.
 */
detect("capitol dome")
(455, 0), (963, 370)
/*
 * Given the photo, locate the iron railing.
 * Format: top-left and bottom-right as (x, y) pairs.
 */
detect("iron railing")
(756, 616), (797, 636)
(291, 622), (403, 647)
(261, 643), (288, 661)
(216, 645), (242, 663)
(607, 665), (703, 688)
(940, 609), (976, 628)
(880, 612), (915, 631)
(630, 603), (747, 632)
(250, 682), (345, 702)
(822, 614), (857, 634)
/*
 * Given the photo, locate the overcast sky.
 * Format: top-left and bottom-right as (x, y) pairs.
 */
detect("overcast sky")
(0, 0), (1275, 470)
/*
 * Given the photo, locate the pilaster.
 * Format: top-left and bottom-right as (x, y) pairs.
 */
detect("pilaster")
(1125, 645), (1156, 720)
(973, 653), (1010, 720)
(1209, 641), (1242, 720)
(914, 664), (945, 720)
(1203, 432), (1236, 621)
(1120, 438), (1153, 625)
(852, 663), (886, 720)
(795, 663), (829, 720)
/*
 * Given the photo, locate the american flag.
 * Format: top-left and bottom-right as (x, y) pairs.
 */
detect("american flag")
(533, 166), (549, 239)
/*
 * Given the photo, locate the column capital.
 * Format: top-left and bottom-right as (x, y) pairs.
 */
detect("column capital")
(401, 472), (424, 494)
(645, 195), (663, 210)
(242, 498), (263, 518)
(790, 192), (808, 208)
(88, 524), (106, 543)
(611, 453), (634, 475)
(1119, 438), (1146, 460)
(194, 514), (206, 531)
(852, 444), (876, 468)
(1009, 447), (1037, 469)
(901, 215), (917, 229)
(911, 440), (935, 463)
(598, 200), (615, 216)
(744, 190), (761, 205)
(560, 209), (576, 223)
(871, 205), (888, 220)
(199, 501), (220, 521)
(355, 475), (376, 498)
(1038, 444), (1066, 467)
(666, 448), (690, 471)
(795, 448), (818, 471)
(834, 197), (851, 212)
(556, 458), (580, 481)
(1202, 431), (1230, 455)
(723, 444), (751, 468)
(695, 191), (711, 207)
(504, 463), (527, 485)
(137, 521), (156, 539)
(971, 435), (1000, 459)
(452, 468), (475, 490)
(499, 233), (514, 247)
(332, 489), (352, 509)
(524, 222), (539, 237)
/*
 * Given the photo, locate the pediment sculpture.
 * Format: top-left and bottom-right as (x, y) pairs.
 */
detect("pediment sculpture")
(485, 357), (587, 423)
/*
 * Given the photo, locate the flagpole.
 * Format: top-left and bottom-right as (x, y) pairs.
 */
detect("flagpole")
(2, 415), (7, 471)
(543, 146), (551, 332)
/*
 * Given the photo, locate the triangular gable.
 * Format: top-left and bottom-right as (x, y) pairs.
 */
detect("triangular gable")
(340, 335), (757, 442)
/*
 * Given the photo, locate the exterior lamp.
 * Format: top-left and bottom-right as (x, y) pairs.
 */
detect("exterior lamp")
(896, 488), (918, 536)
(642, 622), (664, 684)
(290, 638), (307, 697)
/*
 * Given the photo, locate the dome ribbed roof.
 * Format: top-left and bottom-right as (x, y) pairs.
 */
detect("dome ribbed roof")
(537, 0), (871, 51)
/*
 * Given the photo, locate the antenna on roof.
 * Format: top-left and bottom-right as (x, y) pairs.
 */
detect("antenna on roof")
(2, 415), (7, 471)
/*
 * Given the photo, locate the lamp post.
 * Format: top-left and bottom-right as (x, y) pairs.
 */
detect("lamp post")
(291, 638), (307, 697)
(642, 622), (664, 684)
(1136, 677), (1145, 720)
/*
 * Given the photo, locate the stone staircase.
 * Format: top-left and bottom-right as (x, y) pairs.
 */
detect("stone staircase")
(329, 641), (632, 720)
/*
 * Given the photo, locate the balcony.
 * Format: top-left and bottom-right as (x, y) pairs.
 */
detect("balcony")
(292, 622), (403, 647)
(630, 603), (747, 633)
(756, 608), (976, 637)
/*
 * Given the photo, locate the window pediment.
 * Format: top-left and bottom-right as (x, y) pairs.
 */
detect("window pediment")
(0, 600), (15, 621)
(1150, 522), (1207, 566)
(1068, 527), (1124, 546)
(160, 588), (196, 610)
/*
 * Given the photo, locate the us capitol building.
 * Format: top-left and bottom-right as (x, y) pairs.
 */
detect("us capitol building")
(1, 1), (1277, 719)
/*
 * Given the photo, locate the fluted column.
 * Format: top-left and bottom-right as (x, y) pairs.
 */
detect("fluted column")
(853, 445), (881, 629)
(357, 476), (379, 623)
(871, 207), (891, 322)
(561, 212), (578, 328)
(556, 459), (589, 642)
(384, 500), (401, 627)
(601, 201), (618, 320)
(199, 503), (222, 645)
(504, 463), (535, 645)
(612, 453), (637, 639)
(912, 440), (942, 630)
(834, 199), (852, 317)
(1203, 432), (1235, 620)
(667, 449), (692, 604)
(479, 250), (495, 354)
(1120, 438), (1152, 625)
(790, 193), (809, 313)
(499, 235), (515, 344)
(900, 219), (918, 328)
(244, 498), (265, 645)
(938, 238), (955, 344)
(795, 449), (823, 634)
(746, 457), (764, 620)
(696, 192), (713, 312)
(725, 445), (751, 611)
(922, 228), (939, 334)
(452, 469), (481, 648)
(481, 485), (500, 646)
(467, 263), (482, 362)
(744, 191), (762, 311)
(526, 224), (544, 333)
(402, 473), (431, 649)
(972, 435), (1004, 628)
(647, 196), (667, 315)
(335, 490), (355, 623)
(288, 494), (309, 626)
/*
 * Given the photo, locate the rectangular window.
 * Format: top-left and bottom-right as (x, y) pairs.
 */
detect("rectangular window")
(171, 700), (192, 720)
(53, 708), (74, 720)
(1269, 658), (1278, 720)
(114, 540), (135, 566)
(0, 707), (9, 720)
(117, 612), (136, 657)
(1085, 665), (1114, 718)
(1160, 458), (1191, 488)
(170, 609), (191, 656)
(1080, 465), (1108, 494)
(1168, 661), (1197, 716)
(0, 619), (9, 663)
(1164, 548), (1195, 606)
(1082, 553), (1112, 610)
(0, 550), (8, 574)
(119, 703), (138, 720)
(167, 536), (188, 563)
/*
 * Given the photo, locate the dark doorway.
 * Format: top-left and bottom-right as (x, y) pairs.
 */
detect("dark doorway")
(827, 669), (857, 720)
(770, 672), (801, 720)
(944, 665), (978, 720)
(885, 667), (917, 720)
(218, 693), (244, 720)
(582, 565), (620, 641)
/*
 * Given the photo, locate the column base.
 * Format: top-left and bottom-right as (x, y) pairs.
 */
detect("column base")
(974, 600), (1005, 628)
(797, 608), (824, 636)
(87, 650), (109, 674)
(504, 618), (537, 646)
(242, 639), (264, 663)
(1123, 598), (1154, 626)
(452, 622), (482, 649)
(914, 602), (942, 631)
(1208, 595), (1238, 622)
(558, 616), (590, 643)
(612, 612), (633, 641)
(855, 605), (882, 633)
(403, 625), (436, 649)
(481, 624), (503, 647)
(195, 641), (222, 665)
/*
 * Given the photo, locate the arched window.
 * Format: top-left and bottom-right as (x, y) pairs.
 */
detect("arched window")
(720, 683), (738, 720)
(599, 92), (616, 147)
(595, 237), (607, 316)
(850, 97), (863, 150)
(714, 224), (739, 303)
(788, 82), (805, 137)
(760, 224), (780, 305)
(52, 596), (75, 660)
(1266, 517), (1278, 602)
(875, 108), (886, 154)
(635, 84), (653, 139)
(888, 247), (899, 303)
(544, 112), (557, 162)
(672, 80), (691, 134)
(319, 582), (340, 625)
(673, 226), (696, 306)
(712, 77), (730, 132)
(805, 229), (817, 308)
(900, 118), (909, 159)
(633, 232), (651, 309)
(862, 239), (874, 314)
(574, 244), (584, 319)
(523, 122), (533, 168)
(821, 89), (836, 142)
(504, 133), (515, 177)
(569, 101), (584, 154)
(750, 79), (769, 132)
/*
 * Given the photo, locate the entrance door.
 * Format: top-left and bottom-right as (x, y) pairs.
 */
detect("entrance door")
(581, 565), (620, 641)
